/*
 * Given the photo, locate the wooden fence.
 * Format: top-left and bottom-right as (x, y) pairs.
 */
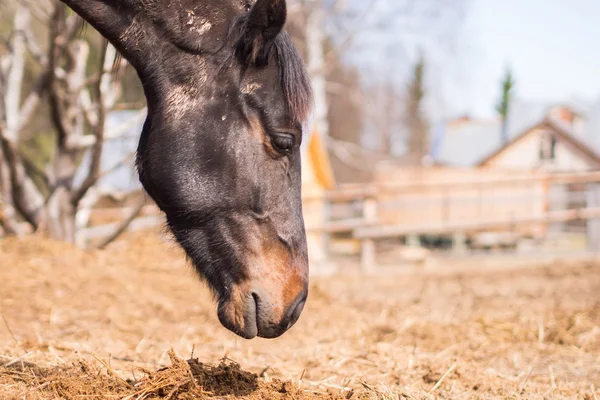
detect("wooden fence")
(78, 170), (600, 271)
(304, 170), (600, 272)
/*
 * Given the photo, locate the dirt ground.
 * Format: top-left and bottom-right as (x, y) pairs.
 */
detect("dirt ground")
(1, 231), (599, 399)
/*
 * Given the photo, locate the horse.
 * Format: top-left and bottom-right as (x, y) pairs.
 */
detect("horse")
(59, 0), (314, 340)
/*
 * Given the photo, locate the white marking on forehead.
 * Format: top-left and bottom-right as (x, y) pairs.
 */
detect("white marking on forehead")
(241, 82), (262, 94)
(186, 10), (212, 35)
(165, 86), (200, 121)
(186, 10), (195, 24)
(194, 20), (212, 35)
(163, 51), (210, 121)
(165, 81), (208, 121)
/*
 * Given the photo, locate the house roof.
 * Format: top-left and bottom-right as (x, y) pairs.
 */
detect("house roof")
(429, 118), (502, 167)
(477, 116), (600, 167)
(549, 117), (600, 166)
(430, 98), (600, 168)
(582, 96), (600, 150)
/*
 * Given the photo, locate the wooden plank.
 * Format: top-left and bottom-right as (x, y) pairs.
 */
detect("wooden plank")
(306, 218), (372, 234)
(360, 197), (378, 272)
(586, 184), (600, 251)
(309, 190), (591, 234)
(306, 171), (600, 204)
(303, 186), (377, 202)
(353, 207), (600, 239)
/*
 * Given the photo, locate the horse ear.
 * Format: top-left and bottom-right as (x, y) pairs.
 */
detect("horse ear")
(237, 0), (287, 66)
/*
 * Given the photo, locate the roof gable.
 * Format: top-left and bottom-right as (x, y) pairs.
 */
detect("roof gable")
(431, 100), (600, 168)
(429, 119), (503, 167)
(477, 116), (600, 167)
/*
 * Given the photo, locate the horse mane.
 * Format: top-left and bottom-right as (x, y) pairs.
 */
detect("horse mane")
(274, 31), (314, 126)
(227, 15), (314, 126)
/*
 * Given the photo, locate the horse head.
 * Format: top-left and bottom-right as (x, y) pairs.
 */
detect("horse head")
(62, 0), (313, 339)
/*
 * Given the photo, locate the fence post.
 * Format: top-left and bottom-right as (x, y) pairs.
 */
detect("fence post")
(453, 231), (467, 254)
(361, 195), (378, 273)
(322, 199), (332, 260)
(586, 183), (600, 252)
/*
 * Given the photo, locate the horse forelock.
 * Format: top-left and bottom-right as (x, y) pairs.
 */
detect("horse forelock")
(274, 32), (314, 127)
(226, 15), (313, 127)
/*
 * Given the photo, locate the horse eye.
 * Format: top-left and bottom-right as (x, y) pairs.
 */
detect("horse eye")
(244, 2), (252, 11)
(271, 134), (295, 153)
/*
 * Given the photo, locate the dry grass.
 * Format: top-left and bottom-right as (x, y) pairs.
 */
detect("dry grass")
(1, 231), (599, 399)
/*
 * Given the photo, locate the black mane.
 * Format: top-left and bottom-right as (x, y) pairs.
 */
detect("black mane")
(274, 31), (313, 126)
(228, 15), (314, 126)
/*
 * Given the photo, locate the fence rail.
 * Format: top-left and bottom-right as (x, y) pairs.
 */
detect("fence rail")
(353, 206), (600, 239)
(74, 170), (600, 270)
(308, 170), (600, 272)
(303, 171), (600, 202)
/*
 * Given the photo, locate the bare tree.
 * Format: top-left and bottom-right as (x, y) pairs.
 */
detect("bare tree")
(288, 0), (468, 168)
(328, 0), (468, 159)
(0, 1), (145, 245)
(0, 4), (46, 234)
(290, 0), (380, 143)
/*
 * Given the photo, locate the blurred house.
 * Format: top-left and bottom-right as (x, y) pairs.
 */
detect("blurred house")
(429, 101), (600, 172)
(431, 103), (600, 235)
(478, 115), (599, 172)
(367, 101), (600, 251)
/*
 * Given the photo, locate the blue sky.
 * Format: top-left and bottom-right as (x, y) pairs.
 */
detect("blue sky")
(454, 0), (600, 118)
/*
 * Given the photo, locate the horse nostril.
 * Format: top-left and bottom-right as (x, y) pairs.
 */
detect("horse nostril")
(285, 291), (307, 329)
(251, 291), (260, 322)
(249, 289), (307, 338)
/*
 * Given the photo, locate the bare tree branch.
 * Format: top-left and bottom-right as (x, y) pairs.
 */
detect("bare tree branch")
(15, 70), (51, 134)
(95, 196), (146, 249)
(47, 6), (74, 149)
(0, 72), (22, 234)
(1, 4), (46, 228)
(23, 24), (48, 65)
(71, 39), (115, 206)
(3, 5), (27, 143)
(20, 0), (54, 22)
(21, 152), (51, 190)
(1, 138), (46, 227)
(0, 1), (134, 242)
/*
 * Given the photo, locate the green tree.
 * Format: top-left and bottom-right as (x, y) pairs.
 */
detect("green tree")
(496, 67), (515, 143)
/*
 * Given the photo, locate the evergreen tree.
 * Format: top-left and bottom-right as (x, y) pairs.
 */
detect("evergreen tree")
(496, 67), (515, 143)
(405, 51), (429, 164)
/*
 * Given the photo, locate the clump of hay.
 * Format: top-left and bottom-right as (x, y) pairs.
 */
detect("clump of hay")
(0, 350), (347, 400)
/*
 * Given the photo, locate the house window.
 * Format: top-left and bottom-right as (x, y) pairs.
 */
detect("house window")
(539, 134), (557, 161)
